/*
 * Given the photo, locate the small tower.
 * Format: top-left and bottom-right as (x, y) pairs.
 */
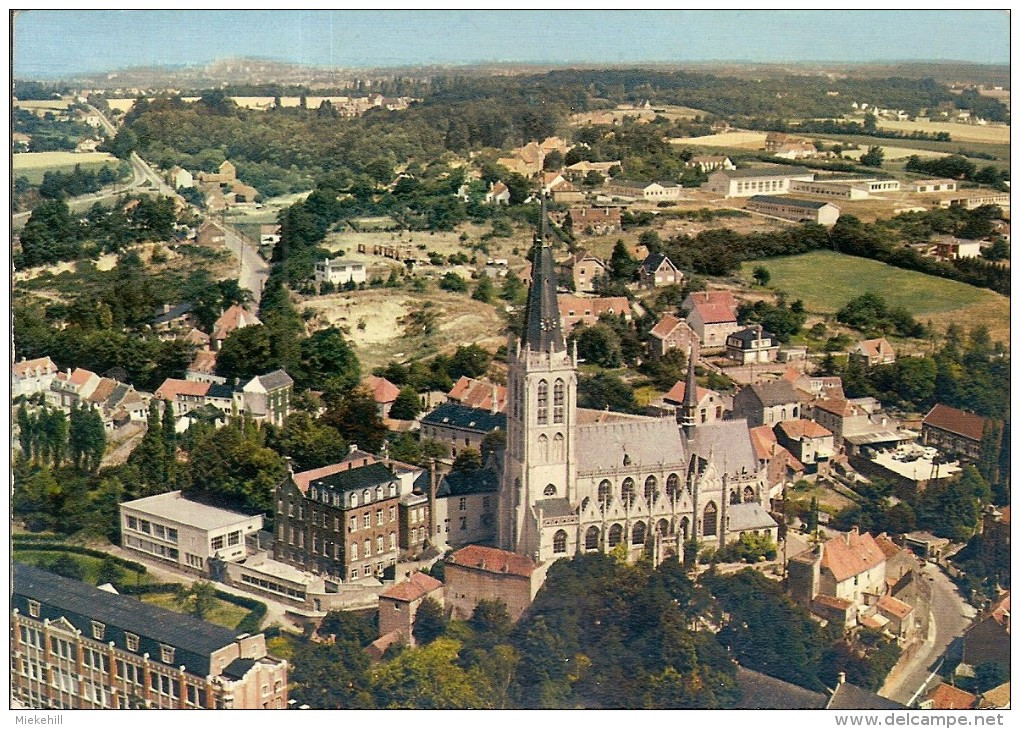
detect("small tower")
(681, 340), (700, 436)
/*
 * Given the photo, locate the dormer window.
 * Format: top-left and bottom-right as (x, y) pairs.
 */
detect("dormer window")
(310, 487), (317, 500)
(350, 493), (358, 507)
(91, 621), (106, 640)
(160, 644), (175, 664)
(363, 489), (371, 504)
(27, 600), (40, 618)
(126, 633), (139, 652)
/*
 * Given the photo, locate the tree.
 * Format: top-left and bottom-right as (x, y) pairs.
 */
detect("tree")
(216, 325), (275, 382)
(175, 580), (217, 619)
(298, 326), (361, 394)
(46, 554), (85, 581)
(582, 170), (605, 188)
(412, 596), (448, 645)
(439, 272), (468, 292)
(752, 266), (771, 286)
(371, 638), (479, 708)
(290, 640), (374, 709)
(859, 146), (885, 167)
(974, 661), (1009, 693)
(96, 555), (127, 589)
(449, 344), (492, 379)
(389, 386), (422, 420)
(469, 599), (512, 643)
(572, 323), (623, 368)
(323, 387), (388, 453)
(268, 412), (348, 471)
(577, 372), (638, 413)
(609, 240), (638, 282)
(451, 448), (482, 473)
(472, 274), (496, 303)
(68, 403), (106, 473)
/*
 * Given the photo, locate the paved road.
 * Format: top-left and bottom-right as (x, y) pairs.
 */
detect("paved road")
(218, 220), (271, 301)
(881, 561), (975, 705)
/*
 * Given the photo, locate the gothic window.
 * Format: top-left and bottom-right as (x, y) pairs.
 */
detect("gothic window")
(621, 478), (635, 506)
(743, 486), (756, 503)
(544, 484), (557, 497)
(585, 526), (600, 551)
(679, 516), (690, 541)
(553, 379), (565, 423)
(793, 406), (799, 418)
(608, 523), (623, 547)
(552, 432), (564, 461)
(644, 475), (658, 503)
(631, 521), (647, 545)
(537, 380), (548, 425)
(730, 489), (741, 505)
(657, 518), (670, 536)
(703, 502), (718, 537)
(581, 497), (590, 511)
(537, 433), (549, 462)
(553, 530), (568, 554)
(666, 473), (679, 499)
(598, 480), (611, 502)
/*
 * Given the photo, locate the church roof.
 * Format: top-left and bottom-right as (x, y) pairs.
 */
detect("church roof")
(535, 497), (575, 517)
(727, 502), (778, 532)
(576, 417), (688, 475)
(686, 419), (758, 477)
(523, 199), (566, 353)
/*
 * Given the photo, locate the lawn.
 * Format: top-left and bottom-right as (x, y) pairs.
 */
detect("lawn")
(12, 549), (154, 588)
(13, 151), (120, 184)
(742, 251), (1010, 343)
(140, 591), (250, 630)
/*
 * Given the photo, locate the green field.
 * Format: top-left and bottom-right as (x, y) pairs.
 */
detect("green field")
(742, 250), (1008, 321)
(139, 591), (250, 630)
(13, 549), (154, 587)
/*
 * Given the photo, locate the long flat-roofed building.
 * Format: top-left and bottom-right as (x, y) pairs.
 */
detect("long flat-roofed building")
(11, 563), (287, 709)
(746, 195), (841, 225)
(704, 165), (814, 198)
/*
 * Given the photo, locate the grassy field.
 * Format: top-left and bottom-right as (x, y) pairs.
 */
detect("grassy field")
(672, 131), (767, 148)
(742, 250), (1010, 343)
(140, 591), (250, 630)
(13, 549), (155, 587)
(876, 119), (1010, 145)
(14, 151), (120, 184)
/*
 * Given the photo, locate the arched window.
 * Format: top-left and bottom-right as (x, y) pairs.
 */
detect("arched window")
(644, 475), (658, 503)
(743, 485), (756, 503)
(553, 530), (568, 554)
(537, 433), (549, 462)
(608, 523), (623, 547)
(598, 480), (611, 502)
(552, 432), (565, 461)
(730, 489), (741, 505)
(581, 497), (590, 511)
(781, 408), (787, 420)
(666, 473), (679, 499)
(376, 486), (383, 500)
(553, 379), (565, 423)
(537, 380), (548, 425)
(621, 478), (635, 506)
(350, 493), (358, 507)
(585, 526), (600, 551)
(632, 521), (647, 545)
(544, 484), (557, 497)
(703, 502), (718, 537)
(657, 518), (670, 536)
(679, 516), (690, 541)
(362, 489), (370, 504)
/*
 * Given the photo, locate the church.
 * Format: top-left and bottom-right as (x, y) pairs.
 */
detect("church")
(497, 205), (777, 564)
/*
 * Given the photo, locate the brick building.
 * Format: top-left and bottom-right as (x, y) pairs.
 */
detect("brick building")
(443, 545), (543, 622)
(921, 403), (989, 461)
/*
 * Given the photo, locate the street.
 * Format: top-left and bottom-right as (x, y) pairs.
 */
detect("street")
(879, 561), (976, 705)
(219, 220), (271, 301)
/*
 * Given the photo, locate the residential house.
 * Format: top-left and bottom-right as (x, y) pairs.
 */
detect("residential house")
(564, 160), (621, 178)
(150, 303), (194, 335)
(780, 367), (845, 401)
(377, 572), (444, 648)
(120, 490), (263, 575)
(810, 397), (909, 452)
(921, 684), (977, 710)
(733, 667), (828, 709)
(921, 403), (988, 461)
(12, 356), (58, 398)
(212, 305), (262, 350)
(933, 235), (985, 260)
(229, 183), (259, 204)
(196, 160), (237, 184)
(447, 376), (507, 413)
(186, 350), (225, 385)
(960, 593), (1011, 675)
(184, 327), (211, 349)
(977, 682), (1010, 710)
(484, 181), (511, 205)
(875, 593), (918, 645)
(561, 251), (608, 293)
(49, 367), (101, 410)
(731, 380), (801, 428)
(314, 258), (367, 286)
(433, 468), (499, 549)
(772, 141), (818, 160)
(637, 253), (683, 288)
(826, 675), (907, 710)
(364, 375), (400, 419)
(745, 196), (841, 226)
(704, 166), (814, 198)
(156, 378), (211, 417)
(169, 166), (194, 189)
(196, 220), (226, 247)
(563, 205), (621, 235)
(557, 294), (632, 334)
(419, 402), (506, 459)
(444, 545), (543, 622)
(647, 314), (696, 360)
(748, 425), (805, 498)
(11, 564), (288, 710)
(726, 325), (781, 364)
(850, 337), (896, 367)
(686, 155), (735, 173)
(682, 291), (740, 348)
(764, 132), (791, 153)
(549, 178), (584, 203)
(240, 370), (293, 427)
(540, 171), (566, 194)
(789, 527), (888, 618)
(662, 380), (724, 425)
(774, 419), (835, 475)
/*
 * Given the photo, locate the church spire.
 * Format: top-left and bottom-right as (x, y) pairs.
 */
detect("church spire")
(681, 339), (699, 435)
(522, 196), (565, 353)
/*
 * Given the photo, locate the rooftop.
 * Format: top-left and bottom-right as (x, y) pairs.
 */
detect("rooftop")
(447, 544), (539, 578)
(926, 683), (977, 710)
(923, 403), (987, 442)
(120, 490), (261, 531)
(308, 462), (397, 496)
(713, 165), (812, 180)
(821, 528), (886, 583)
(727, 502), (778, 533)
(420, 402), (506, 434)
(827, 682), (906, 710)
(744, 380), (801, 407)
(734, 666), (828, 710)
(365, 375), (400, 404)
(776, 419), (833, 440)
(749, 195), (832, 210)
(437, 469), (499, 498)
(380, 572), (443, 603)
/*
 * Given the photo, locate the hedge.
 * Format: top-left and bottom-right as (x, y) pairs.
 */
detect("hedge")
(12, 532), (66, 541)
(12, 543), (148, 574)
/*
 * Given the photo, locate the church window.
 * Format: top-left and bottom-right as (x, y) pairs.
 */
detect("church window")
(679, 516), (690, 540)
(585, 526), (600, 551)
(598, 480), (611, 502)
(553, 530), (567, 553)
(657, 518), (670, 536)
(730, 489), (741, 505)
(553, 379), (565, 423)
(544, 484), (557, 497)
(608, 523), (623, 547)
(644, 475), (658, 503)
(666, 473), (679, 499)
(743, 486), (755, 503)
(537, 380), (548, 424)
(621, 478), (635, 506)
(581, 497), (590, 511)
(623, 454), (632, 466)
(537, 434), (549, 462)
(703, 502), (718, 537)
(632, 521), (647, 545)
(552, 432), (564, 461)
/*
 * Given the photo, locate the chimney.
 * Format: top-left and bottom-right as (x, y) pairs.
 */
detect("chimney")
(837, 672), (846, 685)
(490, 384), (499, 415)
(349, 443), (358, 455)
(284, 456), (293, 475)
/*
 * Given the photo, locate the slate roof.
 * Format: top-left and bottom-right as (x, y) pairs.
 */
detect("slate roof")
(734, 667), (828, 710)
(535, 497), (575, 517)
(745, 380), (801, 407)
(447, 545), (538, 578)
(258, 369), (294, 390)
(222, 657), (257, 680)
(923, 403), (986, 442)
(576, 417), (688, 475)
(687, 420), (759, 477)
(639, 252), (671, 273)
(727, 502), (778, 533)
(749, 195), (830, 210)
(420, 402), (506, 434)
(13, 563), (242, 678)
(827, 682), (906, 710)
(207, 383), (236, 399)
(152, 302), (194, 326)
(308, 462), (397, 496)
(728, 326), (778, 346)
(380, 572), (443, 603)
(523, 207), (566, 353)
(437, 469), (499, 498)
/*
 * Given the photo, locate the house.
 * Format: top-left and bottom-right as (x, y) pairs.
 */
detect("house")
(274, 460), (402, 582)
(419, 402), (506, 459)
(169, 166), (194, 189)
(12, 356), (58, 398)
(240, 369), (293, 427)
(557, 295), (632, 334)
(911, 178), (957, 193)
(647, 314), (696, 360)
(230, 183), (259, 204)
(686, 155), (735, 173)
(932, 235), (985, 260)
(184, 327), (211, 349)
(155, 378), (211, 417)
(561, 251), (608, 293)
(734, 667), (827, 709)
(809, 397), (909, 452)
(731, 380), (801, 428)
(540, 171), (566, 193)
(789, 527), (888, 613)
(781, 367), (844, 401)
(364, 375), (401, 418)
(196, 160), (237, 184)
(637, 253), (683, 288)
(549, 178), (585, 204)
(186, 349), (224, 385)
(662, 380), (724, 425)
(259, 224), (281, 246)
(564, 160), (621, 178)
(749, 425), (805, 497)
(484, 181), (511, 205)
(773, 141), (819, 160)
(826, 674), (906, 710)
(764, 132), (790, 153)
(682, 290), (739, 348)
(444, 545), (543, 622)
(433, 468), (500, 549)
(196, 219), (226, 247)
(921, 403), (988, 461)
(875, 593), (918, 644)
(562, 205), (621, 235)
(774, 419), (835, 475)
(606, 179), (682, 201)
(212, 305), (262, 350)
(704, 166), (814, 198)
(960, 593), (1010, 674)
(726, 325), (781, 364)
(150, 302), (194, 333)
(447, 376), (507, 413)
(745, 195), (841, 226)
(921, 684), (977, 710)
(119, 490), (263, 574)
(314, 258), (367, 286)
(49, 367), (101, 410)
(977, 682), (1011, 710)
(11, 564), (288, 710)
(849, 337), (896, 367)
(377, 572), (444, 648)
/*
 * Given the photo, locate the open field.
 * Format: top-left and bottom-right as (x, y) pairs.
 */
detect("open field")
(14, 99), (73, 110)
(876, 119), (1010, 145)
(140, 591), (250, 630)
(804, 133), (1010, 163)
(671, 131), (767, 148)
(14, 150), (118, 170)
(741, 251), (1009, 343)
(13, 550), (156, 588)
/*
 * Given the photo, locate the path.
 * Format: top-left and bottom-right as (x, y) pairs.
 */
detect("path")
(217, 220), (271, 301)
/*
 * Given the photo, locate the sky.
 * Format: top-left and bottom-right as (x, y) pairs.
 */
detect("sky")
(12, 10), (1011, 79)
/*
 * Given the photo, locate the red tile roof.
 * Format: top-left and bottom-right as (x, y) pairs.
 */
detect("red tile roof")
(873, 534), (903, 560)
(189, 349), (217, 374)
(821, 528), (886, 583)
(156, 378), (211, 400)
(927, 684), (977, 710)
(213, 305), (262, 341)
(69, 367), (98, 387)
(448, 376), (507, 413)
(447, 544), (538, 578)
(855, 337), (894, 360)
(776, 419), (833, 440)
(557, 295), (631, 320)
(749, 425), (778, 460)
(813, 594), (854, 610)
(12, 356), (57, 378)
(380, 572), (443, 603)
(365, 375), (400, 404)
(813, 398), (858, 418)
(923, 403), (987, 442)
(649, 313), (684, 340)
(292, 453), (379, 494)
(877, 594), (914, 621)
(663, 380), (713, 406)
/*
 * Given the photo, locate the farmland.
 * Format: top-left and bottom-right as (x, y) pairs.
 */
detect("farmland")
(742, 250), (1009, 343)
(671, 131), (767, 148)
(13, 151), (119, 184)
(876, 119), (1010, 145)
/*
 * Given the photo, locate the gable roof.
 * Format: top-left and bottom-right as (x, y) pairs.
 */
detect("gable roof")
(69, 367), (98, 387)
(305, 461), (397, 496)
(687, 419), (759, 477)
(728, 326), (778, 346)
(649, 313), (685, 340)
(436, 469), (499, 498)
(557, 295), (632, 320)
(448, 376), (507, 413)
(749, 195), (831, 210)
(380, 572), (443, 603)
(748, 424), (779, 460)
(684, 290), (737, 324)
(734, 667), (828, 709)
(873, 533), (904, 560)
(922, 403), (986, 442)
(446, 544), (538, 578)
(775, 419), (833, 440)
(827, 682), (906, 710)
(639, 252), (676, 274)
(213, 305), (262, 341)
(821, 528), (886, 583)
(151, 302), (194, 326)
(257, 369), (294, 391)
(577, 417), (688, 475)
(156, 378), (211, 400)
(188, 349), (218, 374)
(853, 337), (894, 359)
(744, 380), (800, 407)
(813, 397), (859, 418)
(727, 502), (778, 532)
(663, 380), (714, 406)
(364, 375), (400, 404)
(420, 402), (506, 434)
(713, 165), (812, 180)
(86, 378), (118, 405)
(927, 683), (977, 710)
(877, 594), (914, 621)
(13, 356), (57, 378)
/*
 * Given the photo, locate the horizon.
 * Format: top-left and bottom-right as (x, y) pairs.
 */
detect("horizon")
(13, 10), (1011, 80)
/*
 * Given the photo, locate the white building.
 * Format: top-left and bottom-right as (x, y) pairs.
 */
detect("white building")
(705, 166), (815, 198)
(12, 356), (59, 399)
(119, 491), (264, 575)
(314, 258), (367, 286)
(746, 196), (841, 226)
